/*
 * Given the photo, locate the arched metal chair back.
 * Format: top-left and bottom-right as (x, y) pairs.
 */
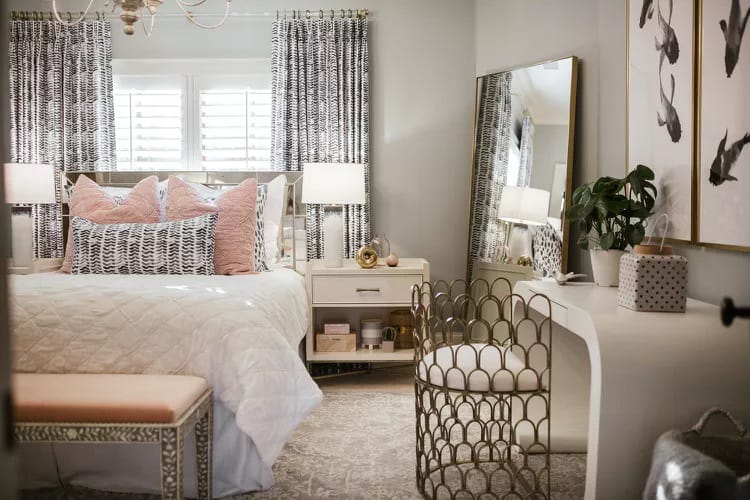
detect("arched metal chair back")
(411, 278), (553, 500)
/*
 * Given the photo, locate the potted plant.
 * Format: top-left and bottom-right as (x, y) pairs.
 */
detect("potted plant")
(565, 164), (657, 286)
(382, 327), (397, 353)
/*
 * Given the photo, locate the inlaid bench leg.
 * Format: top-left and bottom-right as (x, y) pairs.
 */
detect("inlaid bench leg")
(195, 400), (213, 500)
(160, 427), (183, 500)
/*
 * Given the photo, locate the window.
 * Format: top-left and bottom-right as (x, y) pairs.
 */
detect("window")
(114, 75), (185, 170)
(505, 140), (521, 187)
(113, 60), (271, 171)
(198, 75), (272, 170)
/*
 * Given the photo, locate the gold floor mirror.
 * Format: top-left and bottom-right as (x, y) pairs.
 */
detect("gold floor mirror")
(466, 57), (578, 283)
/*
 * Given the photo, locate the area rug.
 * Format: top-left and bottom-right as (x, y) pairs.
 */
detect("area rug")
(22, 391), (586, 499)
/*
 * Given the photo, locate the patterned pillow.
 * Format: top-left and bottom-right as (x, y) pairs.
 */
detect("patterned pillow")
(62, 175), (161, 273)
(181, 180), (271, 272)
(254, 185), (270, 272)
(532, 223), (562, 277)
(166, 177), (256, 275)
(71, 214), (218, 275)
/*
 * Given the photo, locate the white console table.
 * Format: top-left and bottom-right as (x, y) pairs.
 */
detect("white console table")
(515, 280), (750, 500)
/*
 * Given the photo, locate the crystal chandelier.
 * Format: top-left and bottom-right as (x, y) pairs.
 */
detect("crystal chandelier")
(51, 0), (232, 36)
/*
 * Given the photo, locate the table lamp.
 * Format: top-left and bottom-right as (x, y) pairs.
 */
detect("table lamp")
(498, 186), (550, 264)
(3, 163), (57, 273)
(302, 163), (365, 268)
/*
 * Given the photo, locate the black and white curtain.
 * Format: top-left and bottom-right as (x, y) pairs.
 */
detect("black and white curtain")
(468, 72), (512, 279)
(9, 20), (116, 258)
(270, 15), (370, 259)
(518, 113), (535, 187)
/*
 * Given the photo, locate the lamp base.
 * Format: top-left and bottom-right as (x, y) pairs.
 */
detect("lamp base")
(322, 210), (344, 268)
(10, 207), (33, 270)
(506, 224), (530, 264)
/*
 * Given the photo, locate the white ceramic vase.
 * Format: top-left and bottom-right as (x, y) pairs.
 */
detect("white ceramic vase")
(589, 249), (626, 287)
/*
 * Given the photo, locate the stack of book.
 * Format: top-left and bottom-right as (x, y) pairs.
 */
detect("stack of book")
(316, 323), (356, 352)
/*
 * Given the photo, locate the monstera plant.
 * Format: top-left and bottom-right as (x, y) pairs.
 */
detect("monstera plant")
(565, 164), (657, 285)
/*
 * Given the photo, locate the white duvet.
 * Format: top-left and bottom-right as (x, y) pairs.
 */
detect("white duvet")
(11, 269), (322, 480)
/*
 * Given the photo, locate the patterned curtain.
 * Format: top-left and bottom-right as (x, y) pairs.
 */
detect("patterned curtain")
(518, 113), (535, 187)
(468, 72), (512, 279)
(9, 20), (116, 259)
(270, 16), (370, 259)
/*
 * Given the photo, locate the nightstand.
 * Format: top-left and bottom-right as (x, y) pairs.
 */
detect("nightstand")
(305, 258), (430, 364)
(472, 260), (533, 291)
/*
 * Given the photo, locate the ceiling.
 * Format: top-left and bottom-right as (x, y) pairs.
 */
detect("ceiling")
(510, 58), (574, 126)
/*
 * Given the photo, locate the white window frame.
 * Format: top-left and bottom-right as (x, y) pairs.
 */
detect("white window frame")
(112, 58), (271, 171)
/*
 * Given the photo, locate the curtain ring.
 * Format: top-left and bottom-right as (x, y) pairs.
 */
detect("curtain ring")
(319, 10), (323, 19)
(305, 9), (311, 20)
(67, 12), (73, 22)
(330, 9), (334, 20)
(49, 12), (54, 21)
(340, 9), (345, 18)
(347, 9), (353, 18)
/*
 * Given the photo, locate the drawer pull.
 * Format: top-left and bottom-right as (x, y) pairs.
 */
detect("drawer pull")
(356, 287), (381, 292)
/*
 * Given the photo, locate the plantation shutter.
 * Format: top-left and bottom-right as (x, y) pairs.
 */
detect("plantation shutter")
(199, 89), (272, 170)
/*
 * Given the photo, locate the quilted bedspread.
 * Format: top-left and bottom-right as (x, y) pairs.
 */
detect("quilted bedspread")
(10, 269), (322, 468)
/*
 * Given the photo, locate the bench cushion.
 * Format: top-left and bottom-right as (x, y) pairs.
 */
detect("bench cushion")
(13, 374), (209, 424)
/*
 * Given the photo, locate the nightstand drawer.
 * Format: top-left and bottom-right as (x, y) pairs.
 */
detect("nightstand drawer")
(312, 274), (423, 305)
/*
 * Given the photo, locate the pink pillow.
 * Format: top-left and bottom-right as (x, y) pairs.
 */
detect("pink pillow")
(166, 176), (257, 275)
(61, 175), (161, 273)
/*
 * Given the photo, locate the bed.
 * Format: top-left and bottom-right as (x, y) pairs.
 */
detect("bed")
(11, 268), (322, 497)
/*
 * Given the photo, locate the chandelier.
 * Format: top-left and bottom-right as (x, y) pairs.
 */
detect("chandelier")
(51, 0), (232, 36)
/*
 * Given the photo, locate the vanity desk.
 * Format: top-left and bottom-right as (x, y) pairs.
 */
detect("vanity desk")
(515, 280), (750, 500)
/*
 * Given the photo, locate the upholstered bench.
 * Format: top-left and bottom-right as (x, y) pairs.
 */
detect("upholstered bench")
(13, 373), (213, 500)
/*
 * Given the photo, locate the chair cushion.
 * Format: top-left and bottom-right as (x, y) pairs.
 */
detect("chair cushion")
(417, 343), (543, 392)
(13, 374), (208, 424)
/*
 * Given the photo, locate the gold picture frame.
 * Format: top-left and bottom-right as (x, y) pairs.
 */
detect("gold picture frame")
(626, 0), (696, 245)
(694, 0), (750, 252)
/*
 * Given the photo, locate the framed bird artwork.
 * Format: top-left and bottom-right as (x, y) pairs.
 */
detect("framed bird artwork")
(697, 0), (750, 250)
(627, 0), (695, 244)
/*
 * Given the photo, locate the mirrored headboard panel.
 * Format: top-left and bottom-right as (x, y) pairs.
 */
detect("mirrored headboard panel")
(467, 56), (578, 280)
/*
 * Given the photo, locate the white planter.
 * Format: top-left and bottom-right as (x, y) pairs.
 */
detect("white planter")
(589, 249), (626, 287)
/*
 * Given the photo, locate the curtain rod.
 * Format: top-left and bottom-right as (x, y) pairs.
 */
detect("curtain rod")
(10, 9), (370, 22)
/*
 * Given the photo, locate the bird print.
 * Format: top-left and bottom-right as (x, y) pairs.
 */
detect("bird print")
(709, 130), (750, 185)
(655, 0), (679, 64)
(720, 0), (750, 77)
(656, 54), (682, 143)
(640, 0), (655, 28)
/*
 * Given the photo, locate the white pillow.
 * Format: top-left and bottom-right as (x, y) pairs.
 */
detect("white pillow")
(263, 174), (288, 262)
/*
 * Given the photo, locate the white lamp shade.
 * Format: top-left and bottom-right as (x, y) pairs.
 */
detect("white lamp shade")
(498, 186), (550, 226)
(3, 163), (57, 204)
(302, 163), (366, 205)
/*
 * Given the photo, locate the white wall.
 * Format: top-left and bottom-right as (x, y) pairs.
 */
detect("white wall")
(530, 124), (568, 197)
(7, 0), (477, 282)
(475, 0), (750, 305)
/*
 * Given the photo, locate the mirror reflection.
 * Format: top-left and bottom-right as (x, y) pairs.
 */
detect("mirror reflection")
(467, 57), (578, 282)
